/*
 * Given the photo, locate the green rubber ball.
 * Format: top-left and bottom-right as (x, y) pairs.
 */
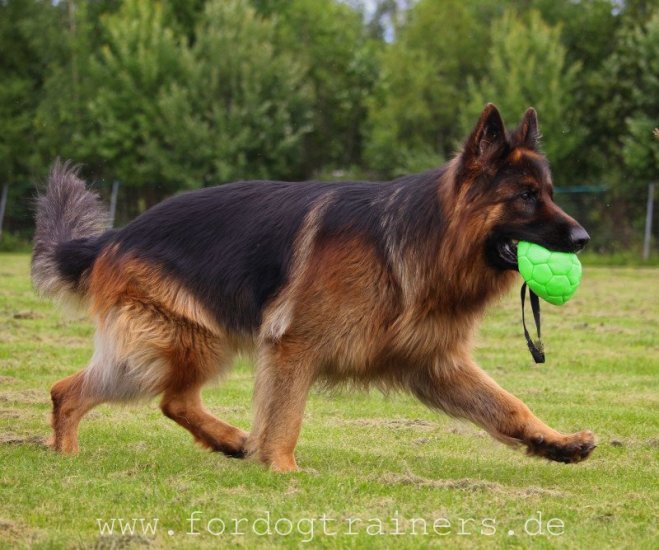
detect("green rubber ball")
(517, 241), (582, 305)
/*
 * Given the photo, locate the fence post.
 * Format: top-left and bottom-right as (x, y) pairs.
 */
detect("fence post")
(109, 180), (119, 228)
(643, 183), (655, 261)
(0, 182), (8, 240)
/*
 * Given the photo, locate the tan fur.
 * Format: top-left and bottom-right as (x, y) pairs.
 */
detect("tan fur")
(160, 386), (247, 456)
(49, 371), (101, 454)
(46, 119), (595, 469)
(261, 192), (336, 342)
(49, 248), (249, 455)
(509, 147), (544, 163)
(90, 247), (222, 336)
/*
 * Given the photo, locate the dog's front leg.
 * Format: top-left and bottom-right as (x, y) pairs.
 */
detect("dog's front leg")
(409, 358), (596, 463)
(246, 341), (316, 472)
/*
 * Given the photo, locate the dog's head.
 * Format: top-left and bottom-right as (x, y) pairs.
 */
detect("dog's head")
(457, 103), (589, 271)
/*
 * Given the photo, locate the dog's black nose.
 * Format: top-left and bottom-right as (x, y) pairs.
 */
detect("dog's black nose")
(570, 226), (590, 251)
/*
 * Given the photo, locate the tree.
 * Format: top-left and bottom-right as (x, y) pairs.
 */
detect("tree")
(261, 0), (378, 174)
(582, 8), (659, 246)
(152, 0), (313, 186)
(363, 0), (492, 176)
(618, 12), (659, 186)
(460, 10), (581, 185)
(0, 0), (65, 237)
(35, 1), (119, 170)
(74, 0), (186, 201)
(0, 0), (67, 179)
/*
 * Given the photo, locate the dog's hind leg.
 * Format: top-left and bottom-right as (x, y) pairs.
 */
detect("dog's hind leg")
(157, 321), (248, 457)
(246, 342), (316, 472)
(50, 369), (104, 454)
(160, 384), (248, 457)
(50, 338), (127, 454)
(409, 358), (596, 464)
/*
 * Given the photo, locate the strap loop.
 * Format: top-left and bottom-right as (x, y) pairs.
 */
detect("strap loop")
(521, 283), (545, 364)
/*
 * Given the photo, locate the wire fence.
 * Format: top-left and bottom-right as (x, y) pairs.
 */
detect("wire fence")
(0, 179), (656, 258)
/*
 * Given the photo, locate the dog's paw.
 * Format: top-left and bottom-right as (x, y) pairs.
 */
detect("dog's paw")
(223, 429), (249, 459)
(195, 428), (249, 458)
(526, 430), (596, 463)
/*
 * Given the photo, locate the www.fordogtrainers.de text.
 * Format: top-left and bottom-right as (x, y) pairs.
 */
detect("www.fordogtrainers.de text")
(96, 510), (565, 542)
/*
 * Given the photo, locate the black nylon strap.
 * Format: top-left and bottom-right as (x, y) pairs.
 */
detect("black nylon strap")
(521, 283), (545, 363)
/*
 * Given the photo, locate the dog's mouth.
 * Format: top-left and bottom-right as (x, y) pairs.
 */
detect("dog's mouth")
(496, 238), (519, 269)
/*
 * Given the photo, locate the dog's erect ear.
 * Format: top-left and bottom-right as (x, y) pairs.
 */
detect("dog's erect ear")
(464, 103), (506, 164)
(514, 107), (540, 149)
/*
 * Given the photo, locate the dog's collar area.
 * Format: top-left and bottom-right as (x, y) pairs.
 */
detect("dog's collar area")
(521, 283), (545, 364)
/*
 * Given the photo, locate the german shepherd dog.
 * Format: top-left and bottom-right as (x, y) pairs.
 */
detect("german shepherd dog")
(32, 104), (595, 471)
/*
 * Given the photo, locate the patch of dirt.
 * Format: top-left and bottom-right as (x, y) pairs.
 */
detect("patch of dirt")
(0, 376), (16, 384)
(518, 486), (565, 497)
(210, 405), (248, 415)
(0, 434), (48, 446)
(224, 485), (250, 496)
(93, 535), (152, 549)
(0, 518), (23, 543)
(0, 389), (46, 405)
(345, 418), (437, 430)
(0, 408), (26, 419)
(379, 472), (564, 498)
(446, 425), (487, 438)
(0, 517), (44, 546)
(0, 518), (17, 530)
(285, 479), (299, 496)
(30, 333), (90, 347)
(13, 311), (43, 320)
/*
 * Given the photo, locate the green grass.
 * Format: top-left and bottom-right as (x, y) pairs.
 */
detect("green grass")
(580, 250), (659, 267)
(0, 252), (657, 549)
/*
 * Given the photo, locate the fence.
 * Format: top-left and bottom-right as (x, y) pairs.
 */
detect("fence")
(0, 179), (656, 258)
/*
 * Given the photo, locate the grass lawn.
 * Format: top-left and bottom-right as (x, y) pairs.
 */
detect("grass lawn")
(0, 252), (657, 549)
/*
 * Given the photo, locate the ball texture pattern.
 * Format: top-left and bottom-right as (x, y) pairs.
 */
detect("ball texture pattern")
(517, 241), (582, 305)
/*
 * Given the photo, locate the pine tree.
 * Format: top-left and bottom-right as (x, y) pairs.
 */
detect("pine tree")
(363, 0), (493, 176)
(153, 0), (313, 186)
(77, 0), (186, 200)
(619, 12), (659, 186)
(460, 10), (581, 185)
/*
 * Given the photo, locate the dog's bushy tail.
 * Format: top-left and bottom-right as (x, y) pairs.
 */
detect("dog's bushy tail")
(31, 160), (109, 304)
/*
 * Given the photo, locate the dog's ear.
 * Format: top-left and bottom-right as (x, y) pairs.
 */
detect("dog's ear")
(464, 103), (507, 165)
(513, 107), (540, 149)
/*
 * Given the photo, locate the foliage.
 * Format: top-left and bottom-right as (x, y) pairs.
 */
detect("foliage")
(364, 0), (487, 175)
(0, 0), (63, 181)
(0, 0), (656, 249)
(76, 0), (187, 194)
(153, 0), (313, 187)
(266, 0), (378, 172)
(0, 0), (68, 235)
(619, 13), (659, 185)
(460, 10), (581, 185)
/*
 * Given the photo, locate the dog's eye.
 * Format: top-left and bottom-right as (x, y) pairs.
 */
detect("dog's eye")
(520, 190), (537, 202)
